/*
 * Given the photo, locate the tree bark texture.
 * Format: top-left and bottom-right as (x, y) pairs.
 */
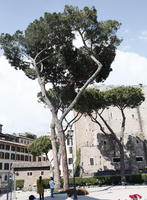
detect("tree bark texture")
(50, 118), (61, 189)
(119, 143), (126, 183)
(56, 121), (69, 190)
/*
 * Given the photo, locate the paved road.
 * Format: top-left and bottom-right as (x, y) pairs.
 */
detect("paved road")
(1, 185), (147, 200)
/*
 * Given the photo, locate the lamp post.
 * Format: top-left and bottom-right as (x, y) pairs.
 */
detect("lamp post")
(68, 128), (77, 200)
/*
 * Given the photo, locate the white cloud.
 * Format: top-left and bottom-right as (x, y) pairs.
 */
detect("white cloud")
(123, 29), (129, 34)
(1, 50), (147, 135)
(138, 31), (147, 41)
(0, 56), (50, 136)
(72, 31), (84, 48)
(105, 50), (147, 85)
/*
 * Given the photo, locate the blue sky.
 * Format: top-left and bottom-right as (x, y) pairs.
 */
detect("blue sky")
(0, 0), (147, 57)
(0, 0), (147, 134)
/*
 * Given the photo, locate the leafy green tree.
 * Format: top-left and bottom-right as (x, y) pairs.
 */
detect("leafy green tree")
(0, 5), (121, 189)
(28, 136), (52, 158)
(75, 86), (145, 182)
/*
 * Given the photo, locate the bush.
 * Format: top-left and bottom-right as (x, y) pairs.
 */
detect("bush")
(97, 175), (121, 185)
(69, 177), (98, 186)
(126, 174), (143, 184)
(141, 173), (147, 183)
(69, 175), (121, 187)
(16, 179), (24, 190)
(59, 173), (147, 190)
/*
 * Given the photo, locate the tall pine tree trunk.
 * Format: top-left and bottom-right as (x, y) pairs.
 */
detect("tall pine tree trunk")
(119, 109), (126, 183)
(50, 118), (61, 189)
(119, 143), (126, 183)
(56, 121), (69, 190)
(33, 61), (69, 189)
(98, 113), (126, 183)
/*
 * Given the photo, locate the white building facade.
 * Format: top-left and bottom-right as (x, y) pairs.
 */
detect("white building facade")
(0, 126), (48, 187)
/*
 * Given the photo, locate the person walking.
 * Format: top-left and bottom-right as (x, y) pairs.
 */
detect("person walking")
(49, 177), (55, 198)
(37, 176), (44, 200)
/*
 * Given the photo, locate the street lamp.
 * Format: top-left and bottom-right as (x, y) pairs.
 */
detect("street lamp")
(67, 127), (78, 200)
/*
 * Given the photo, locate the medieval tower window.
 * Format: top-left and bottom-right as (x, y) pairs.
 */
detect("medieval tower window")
(113, 157), (120, 162)
(69, 147), (72, 154)
(90, 158), (94, 165)
(68, 158), (73, 164)
(136, 156), (143, 162)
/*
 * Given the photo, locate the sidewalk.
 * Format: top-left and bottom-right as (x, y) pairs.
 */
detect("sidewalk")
(1, 185), (147, 200)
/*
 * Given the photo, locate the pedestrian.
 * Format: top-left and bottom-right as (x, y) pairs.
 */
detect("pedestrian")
(37, 176), (44, 200)
(49, 177), (55, 197)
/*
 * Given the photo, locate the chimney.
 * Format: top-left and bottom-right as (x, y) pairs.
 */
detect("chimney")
(0, 124), (3, 133)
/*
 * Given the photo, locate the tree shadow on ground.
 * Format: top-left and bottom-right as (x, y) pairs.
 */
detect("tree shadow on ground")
(35, 193), (111, 200)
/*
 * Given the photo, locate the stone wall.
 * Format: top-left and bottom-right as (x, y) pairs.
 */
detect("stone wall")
(15, 169), (51, 190)
(74, 85), (147, 175)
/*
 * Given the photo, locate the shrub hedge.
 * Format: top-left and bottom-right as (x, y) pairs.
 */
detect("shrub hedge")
(126, 174), (143, 184)
(68, 173), (147, 187)
(16, 179), (24, 190)
(141, 173), (147, 183)
(38, 173), (147, 190)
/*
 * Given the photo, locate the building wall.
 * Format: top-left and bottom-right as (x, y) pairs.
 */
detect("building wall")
(15, 168), (51, 189)
(74, 85), (147, 175)
(0, 134), (46, 183)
